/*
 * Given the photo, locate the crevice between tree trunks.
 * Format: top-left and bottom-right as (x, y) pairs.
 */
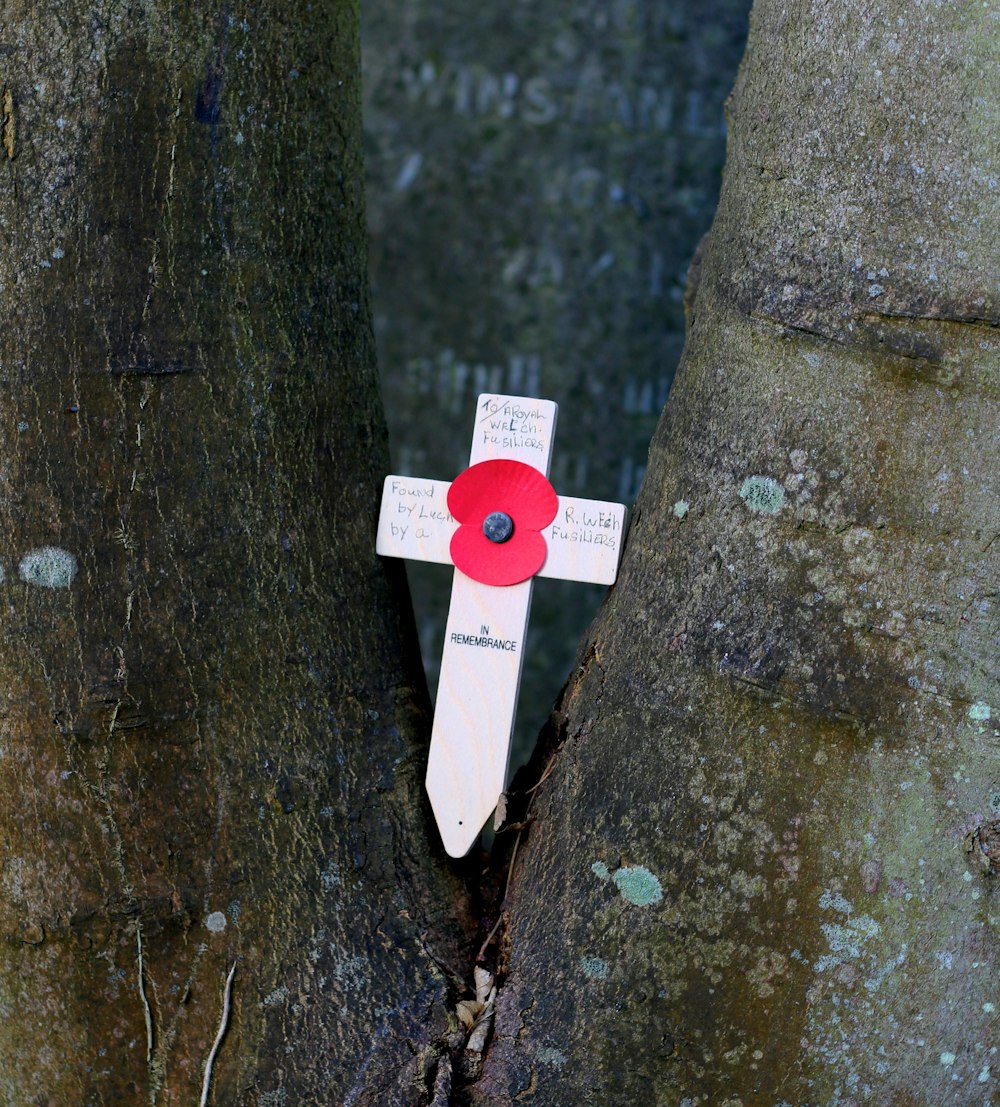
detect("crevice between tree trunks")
(442, 641), (608, 1101)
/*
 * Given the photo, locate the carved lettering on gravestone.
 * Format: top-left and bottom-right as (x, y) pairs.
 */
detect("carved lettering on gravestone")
(364, 0), (749, 773)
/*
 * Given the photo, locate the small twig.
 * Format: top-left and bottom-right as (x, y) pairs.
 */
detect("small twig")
(477, 829), (523, 962)
(523, 755), (558, 795)
(476, 907), (505, 964)
(136, 922), (154, 1064)
(199, 961), (237, 1107)
(477, 749), (558, 961)
(417, 931), (468, 993)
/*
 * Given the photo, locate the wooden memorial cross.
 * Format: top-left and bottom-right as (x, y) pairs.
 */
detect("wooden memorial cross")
(376, 394), (626, 857)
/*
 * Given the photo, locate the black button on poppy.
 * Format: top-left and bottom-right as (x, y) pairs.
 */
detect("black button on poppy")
(483, 511), (514, 543)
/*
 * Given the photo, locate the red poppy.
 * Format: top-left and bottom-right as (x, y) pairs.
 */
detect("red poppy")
(447, 459), (558, 586)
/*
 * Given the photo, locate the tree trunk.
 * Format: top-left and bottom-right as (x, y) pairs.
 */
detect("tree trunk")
(5, 1), (997, 1103)
(0, 4), (469, 1103)
(475, 1), (1000, 1102)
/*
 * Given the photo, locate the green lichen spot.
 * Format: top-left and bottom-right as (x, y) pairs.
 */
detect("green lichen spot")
(591, 860), (610, 881)
(815, 888), (882, 974)
(739, 475), (785, 515)
(257, 1092), (287, 1107)
(19, 547), (78, 589)
(536, 1047), (567, 1067)
(969, 701), (992, 723)
(581, 956), (609, 979)
(612, 865), (663, 906)
(673, 500), (689, 519)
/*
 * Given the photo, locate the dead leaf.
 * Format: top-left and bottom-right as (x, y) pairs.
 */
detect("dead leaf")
(456, 999), (482, 1030)
(474, 966), (495, 1005)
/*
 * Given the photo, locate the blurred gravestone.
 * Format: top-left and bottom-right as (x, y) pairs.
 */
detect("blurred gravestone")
(362, 0), (750, 770)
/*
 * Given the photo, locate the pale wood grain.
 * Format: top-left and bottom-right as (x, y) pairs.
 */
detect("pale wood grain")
(376, 477), (455, 565)
(425, 396), (556, 854)
(378, 394), (627, 855)
(540, 496), (627, 586)
(426, 573), (534, 856)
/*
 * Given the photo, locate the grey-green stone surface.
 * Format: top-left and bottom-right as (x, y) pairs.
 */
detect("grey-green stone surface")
(362, 0), (751, 770)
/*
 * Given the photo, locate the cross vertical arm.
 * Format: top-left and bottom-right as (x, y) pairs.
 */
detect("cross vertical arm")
(426, 396), (557, 857)
(376, 393), (626, 857)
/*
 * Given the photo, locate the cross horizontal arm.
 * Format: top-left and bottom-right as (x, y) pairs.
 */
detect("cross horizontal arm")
(375, 477), (454, 565)
(376, 476), (626, 586)
(539, 494), (626, 586)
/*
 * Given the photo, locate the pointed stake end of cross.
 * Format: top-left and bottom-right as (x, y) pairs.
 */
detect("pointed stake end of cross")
(426, 774), (495, 858)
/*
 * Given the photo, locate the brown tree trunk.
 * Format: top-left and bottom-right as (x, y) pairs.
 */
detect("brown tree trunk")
(474, 1), (1000, 1102)
(0, 4), (469, 1103)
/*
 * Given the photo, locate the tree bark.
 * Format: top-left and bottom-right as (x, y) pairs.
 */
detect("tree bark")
(475, 1), (1000, 1103)
(4, 1), (997, 1104)
(0, 4), (469, 1103)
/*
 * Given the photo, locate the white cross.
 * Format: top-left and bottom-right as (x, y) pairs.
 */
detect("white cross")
(376, 394), (626, 856)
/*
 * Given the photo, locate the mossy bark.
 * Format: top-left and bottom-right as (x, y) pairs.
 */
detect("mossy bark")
(0, 3), (469, 1103)
(475, 1), (1000, 1102)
